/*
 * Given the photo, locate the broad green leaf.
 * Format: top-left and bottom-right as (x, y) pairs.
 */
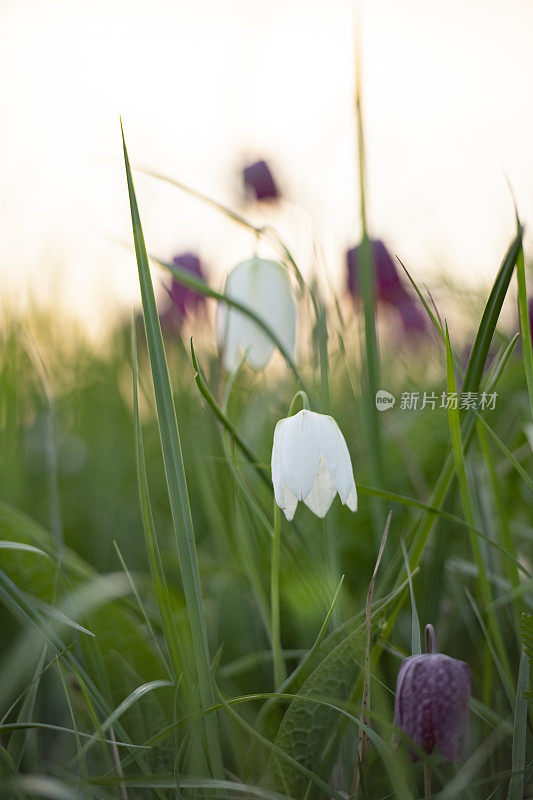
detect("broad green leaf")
(263, 625), (365, 794)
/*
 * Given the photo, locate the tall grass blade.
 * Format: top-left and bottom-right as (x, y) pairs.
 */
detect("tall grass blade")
(6, 650), (46, 771)
(445, 325), (512, 686)
(121, 123), (224, 778)
(132, 322), (193, 687)
(507, 647), (529, 800)
(353, 44), (384, 540)
(190, 339), (270, 488)
(401, 539), (421, 656)
(463, 226), (523, 395)
(516, 243), (533, 417)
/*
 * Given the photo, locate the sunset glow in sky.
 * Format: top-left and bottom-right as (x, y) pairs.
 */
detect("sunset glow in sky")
(1, 0), (532, 330)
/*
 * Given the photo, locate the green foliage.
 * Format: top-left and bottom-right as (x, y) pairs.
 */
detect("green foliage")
(0, 144), (532, 799)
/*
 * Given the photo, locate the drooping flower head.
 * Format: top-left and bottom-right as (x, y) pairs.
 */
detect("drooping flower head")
(243, 159), (279, 202)
(397, 297), (427, 334)
(346, 238), (427, 335)
(216, 257), (296, 371)
(347, 239), (402, 302)
(271, 409), (357, 521)
(529, 297), (533, 345)
(394, 624), (471, 762)
(160, 251), (206, 330)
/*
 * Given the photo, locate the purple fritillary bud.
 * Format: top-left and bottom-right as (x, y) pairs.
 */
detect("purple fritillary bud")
(529, 297), (533, 345)
(346, 239), (403, 302)
(243, 159), (279, 201)
(159, 252), (206, 332)
(394, 652), (471, 762)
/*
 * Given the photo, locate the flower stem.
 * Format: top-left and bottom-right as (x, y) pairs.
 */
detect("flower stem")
(354, 37), (385, 545)
(425, 623), (437, 654)
(271, 502), (286, 688)
(424, 762), (432, 798)
(287, 390), (310, 416)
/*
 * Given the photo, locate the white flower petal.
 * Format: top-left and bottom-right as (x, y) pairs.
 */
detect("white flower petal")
(270, 408), (357, 521)
(315, 414), (357, 505)
(216, 258), (296, 371)
(345, 486), (358, 512)
(282, 483), (298, 521)
(271, 418), (288, 510)
(283, 410), (321, 501)
(303, 459), (337, 517)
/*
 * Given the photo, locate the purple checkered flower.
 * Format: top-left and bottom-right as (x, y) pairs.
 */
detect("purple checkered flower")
(243, 159), (279, 201)
(346, 238), (427, 335)
(394, 625), (471, 762)
(159, 252), (206, 330)
(529, 297), (533, 345)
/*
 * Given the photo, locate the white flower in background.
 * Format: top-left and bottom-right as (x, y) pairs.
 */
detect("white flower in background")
(216, 257), (296, 371)
(271, 409), (357, 521)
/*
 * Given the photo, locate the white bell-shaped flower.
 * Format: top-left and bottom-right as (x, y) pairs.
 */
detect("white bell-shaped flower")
(271, 409), (357, 521)
(216, 257), (296, 371)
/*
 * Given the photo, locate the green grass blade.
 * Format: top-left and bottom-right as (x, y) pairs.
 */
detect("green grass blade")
(56, 660), (90, 789)
(474, 412), (533, 492)
(401, 540), (421, 655)
(77, 679), (173, 760)
(0, 541), (49, 557)
(6, 649), (46, 770)
(309, 282), (329, 409)
(463, 226), (523, 395)
(397, 256), (445, 342)
(270, 503), (285, 689)
(516, 243), (533, 417)
(484, 333), (520, 393)
(507, 647), (529, 800)
(445, 326), (513, 688)
(190, 339), (271, 488)
(0, 775), (91, 800)
(354, 71), (385, 541)
(121, 124), (224, 778)
(0, 721), (146, 748)
(465, 590), (514, 708)
(361, 483), (528, 577)
(112, 541), (172, 677)
(476, 422), (522, 639)
(132, 321), (193, 688)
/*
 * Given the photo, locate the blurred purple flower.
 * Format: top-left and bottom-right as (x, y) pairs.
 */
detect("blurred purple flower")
(243, 159), (279, 201)
(159, 252), (206, 330)
(397, 298), (427, 333)
(346, 238), (427, 335)
(394, 625), (471, 762)
(529, 297), (533, 344)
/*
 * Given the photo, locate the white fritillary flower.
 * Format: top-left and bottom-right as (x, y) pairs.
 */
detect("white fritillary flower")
(216, 257), (296, 371)
(271, 409), (357, 521)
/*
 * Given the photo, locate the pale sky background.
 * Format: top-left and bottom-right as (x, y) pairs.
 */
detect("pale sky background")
(1, 0), (532, 332)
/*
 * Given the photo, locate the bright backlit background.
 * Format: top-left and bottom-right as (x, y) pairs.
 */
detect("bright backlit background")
(1, 0), (532, 332)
